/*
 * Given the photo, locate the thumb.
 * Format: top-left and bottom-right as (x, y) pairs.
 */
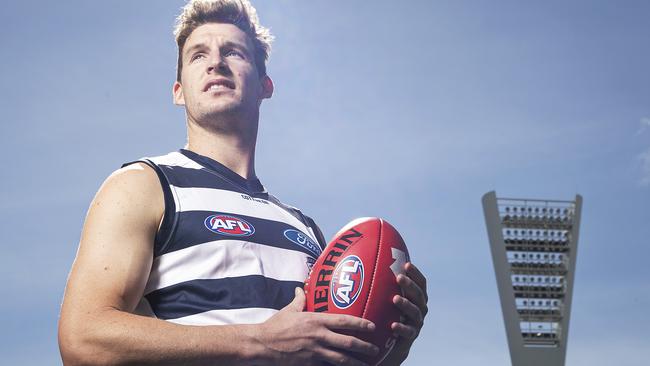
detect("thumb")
(284, 286), (306, 312)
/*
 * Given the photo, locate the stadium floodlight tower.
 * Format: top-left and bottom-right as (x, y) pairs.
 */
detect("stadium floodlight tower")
(482, 191), (582, 366)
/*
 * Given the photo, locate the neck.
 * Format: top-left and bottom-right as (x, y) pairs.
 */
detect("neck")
(185, 116), (258, 180)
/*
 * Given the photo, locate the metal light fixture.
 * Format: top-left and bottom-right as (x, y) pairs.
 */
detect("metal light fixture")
(482, 191), (583, 366)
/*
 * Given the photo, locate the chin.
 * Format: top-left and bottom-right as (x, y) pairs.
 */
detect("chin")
(199, 105), (246, 123)
(192, 98), (257, 124)
(209, 104), (238, 114)
(198, 100), (240, 115)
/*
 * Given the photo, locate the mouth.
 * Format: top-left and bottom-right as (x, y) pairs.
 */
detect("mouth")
(203, 78), (236, 92)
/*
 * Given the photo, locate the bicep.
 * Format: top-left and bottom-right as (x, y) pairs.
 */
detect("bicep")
(62, 164), (163, 315)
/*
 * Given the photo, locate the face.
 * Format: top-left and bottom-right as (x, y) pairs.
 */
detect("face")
(173, 23), (273, 126)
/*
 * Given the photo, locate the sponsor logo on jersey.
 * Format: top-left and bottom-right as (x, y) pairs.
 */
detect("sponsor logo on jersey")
(204, 214), (255, 236)
(284, 229), (322, 257)
(331, 255), (364, 309)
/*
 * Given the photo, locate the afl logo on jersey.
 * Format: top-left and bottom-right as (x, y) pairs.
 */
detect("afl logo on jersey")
(331, 255), (364, 309)
(284, 229), (322, 257)
(204, 214), (255, 237)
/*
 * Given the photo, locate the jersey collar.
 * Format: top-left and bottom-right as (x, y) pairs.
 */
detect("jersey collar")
(179, 149), (266, 194)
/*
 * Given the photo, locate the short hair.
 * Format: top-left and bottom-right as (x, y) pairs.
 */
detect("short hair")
(173, 0), (273, 82)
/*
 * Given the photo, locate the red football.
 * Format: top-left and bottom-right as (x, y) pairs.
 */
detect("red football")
(304, 217), (410, 365)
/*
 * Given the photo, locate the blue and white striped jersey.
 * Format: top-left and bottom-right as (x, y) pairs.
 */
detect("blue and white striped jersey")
(123, 149), (325, 326)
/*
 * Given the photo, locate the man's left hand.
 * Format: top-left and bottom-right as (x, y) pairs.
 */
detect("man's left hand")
(380, 262), (428, 365)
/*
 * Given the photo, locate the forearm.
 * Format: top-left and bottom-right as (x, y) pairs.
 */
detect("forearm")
(59, 307), (265, 366)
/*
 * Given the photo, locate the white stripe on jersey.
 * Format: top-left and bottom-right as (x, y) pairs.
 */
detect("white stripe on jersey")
(172, 186), (317, 241)
(144, 239), (311, 294)
(167, 307), (278, 326)
(151, 151), (204, 170)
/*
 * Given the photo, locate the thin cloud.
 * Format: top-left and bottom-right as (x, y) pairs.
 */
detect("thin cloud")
(637, 117), (650, 186)
(637, 117), (650, 135)
(639, 148), (650, 186)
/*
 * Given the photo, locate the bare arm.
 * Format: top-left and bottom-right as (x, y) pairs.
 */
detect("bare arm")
(58, 164), (378, 366)
(58, 163), (250, 365)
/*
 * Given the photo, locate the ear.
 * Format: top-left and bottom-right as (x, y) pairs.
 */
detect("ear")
(260, 75), (274, 99)
(173, 81), (185, 106)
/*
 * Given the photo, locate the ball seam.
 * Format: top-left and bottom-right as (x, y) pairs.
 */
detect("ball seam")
(362, 218), (383, 319)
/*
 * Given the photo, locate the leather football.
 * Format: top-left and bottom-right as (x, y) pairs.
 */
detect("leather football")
(304, 217), (410, 365)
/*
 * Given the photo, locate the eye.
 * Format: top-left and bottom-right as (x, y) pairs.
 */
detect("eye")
(190, 53), (206, 62)
(225, 49), (245, 59)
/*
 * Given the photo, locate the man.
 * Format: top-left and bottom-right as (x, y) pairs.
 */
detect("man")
(58, 1), (428, 365)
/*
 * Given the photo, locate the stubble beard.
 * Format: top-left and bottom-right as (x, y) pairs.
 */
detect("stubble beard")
(188, 97), (259, 139)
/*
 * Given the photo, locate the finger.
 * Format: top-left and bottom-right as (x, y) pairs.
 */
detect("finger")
(315, 313), (376, 332)
(391, 322), (418, 341)
(405, 263), (428, 302)
(283, 287), (306, 312)
(397, 274), (428, 314)
(320, 331), (379, 357)
(393, 295), (423, 326)
(316, 347), (370, 366)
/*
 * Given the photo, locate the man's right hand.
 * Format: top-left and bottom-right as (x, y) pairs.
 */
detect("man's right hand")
(253, 287), (379, 366)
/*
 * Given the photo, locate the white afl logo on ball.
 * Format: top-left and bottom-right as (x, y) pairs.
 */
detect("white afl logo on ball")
(331, 255), (364, 309)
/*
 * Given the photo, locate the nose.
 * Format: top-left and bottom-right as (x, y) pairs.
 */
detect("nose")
(207, 56), (230, 75)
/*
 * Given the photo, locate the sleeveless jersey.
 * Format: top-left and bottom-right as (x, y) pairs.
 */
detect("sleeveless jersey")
(123, 149), (325, 326)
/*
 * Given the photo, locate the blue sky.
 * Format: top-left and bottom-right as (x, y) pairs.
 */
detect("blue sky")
(1, 1), (649, 364)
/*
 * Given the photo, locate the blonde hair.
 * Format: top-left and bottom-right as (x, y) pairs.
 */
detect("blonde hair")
(173, 0), (273, 81)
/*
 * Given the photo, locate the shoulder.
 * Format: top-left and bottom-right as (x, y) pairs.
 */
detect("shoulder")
(89, 162), (164, 229)
(102, 162), (162, 200)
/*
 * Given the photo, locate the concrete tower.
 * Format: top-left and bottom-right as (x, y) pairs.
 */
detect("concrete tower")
(482, 191), (582, 366)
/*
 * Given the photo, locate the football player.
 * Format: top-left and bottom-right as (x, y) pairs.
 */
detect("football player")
(58, 1), (428, 365)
